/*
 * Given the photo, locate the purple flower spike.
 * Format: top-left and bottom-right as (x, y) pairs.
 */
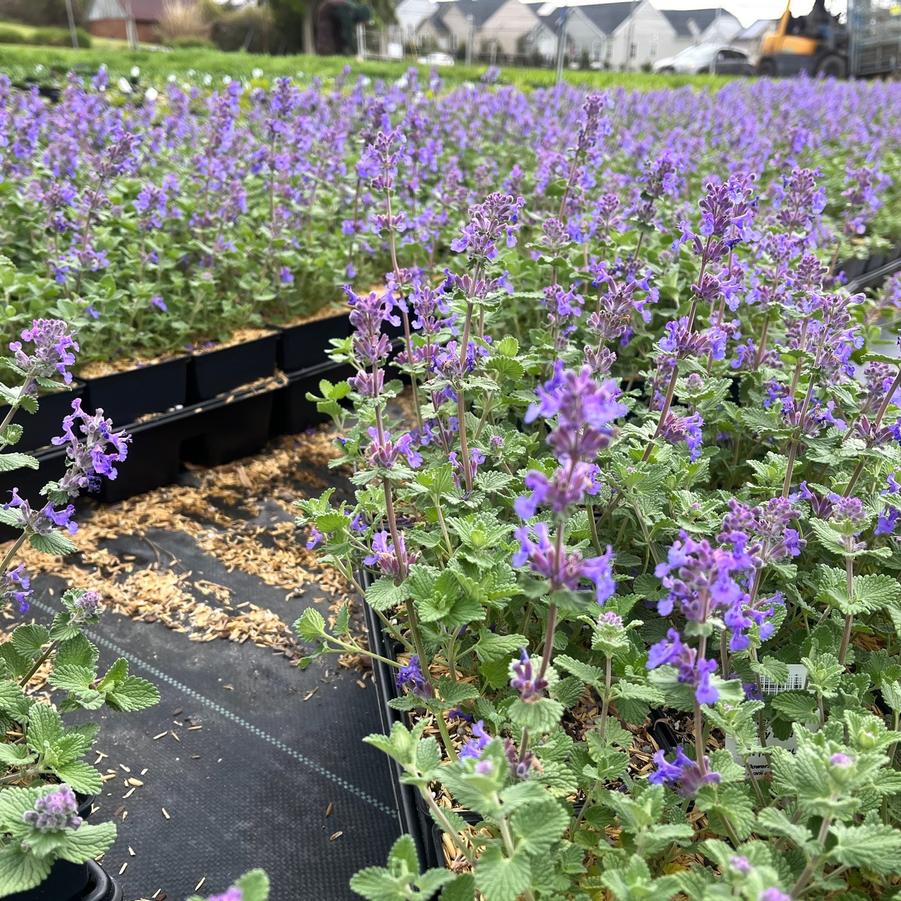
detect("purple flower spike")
(22, 784), (82, 832)
(52, 399), (130, 497)
(396, 656), (433, 700)
(9, 319), (79, 393)
(2, 565), (32, 614)
(459, 720), (490, 759)
(510, 649), (547, 702)
(648, 746), (719, 796)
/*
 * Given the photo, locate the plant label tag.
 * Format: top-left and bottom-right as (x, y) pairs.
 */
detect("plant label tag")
(725, 664), (808, 777)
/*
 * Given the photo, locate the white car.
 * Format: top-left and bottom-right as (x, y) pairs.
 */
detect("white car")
(653, 43), (753, 76)
(417, 52), (455, 67)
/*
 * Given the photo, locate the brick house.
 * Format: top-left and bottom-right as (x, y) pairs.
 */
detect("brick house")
(87, 0), (166, 43)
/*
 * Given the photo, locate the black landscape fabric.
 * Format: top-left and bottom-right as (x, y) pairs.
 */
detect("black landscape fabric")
(17, 433), (401, 901)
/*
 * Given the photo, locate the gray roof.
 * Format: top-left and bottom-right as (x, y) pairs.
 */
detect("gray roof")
(735, 18), (777, 40)
(421, 6), (452, 32)
(659, 7), (732, 37)
(436, 0), (534, 27)
(573, 2), (635, 36)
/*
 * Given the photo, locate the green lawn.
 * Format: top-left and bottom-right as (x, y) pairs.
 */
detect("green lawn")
(0, 42), (726, 91)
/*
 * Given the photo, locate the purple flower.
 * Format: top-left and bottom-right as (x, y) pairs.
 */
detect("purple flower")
(648, 746), (719, 796)
(365, 427), (422, 471)
(830, 752), (853, 767)
(658, 411), (704, 461)
(459, 720), (490, 759)
(2, 565), (32, 614)
(279, 267), (294, 286)
(451, 192), (525, 261)
(207, 889), (243, 901)
(150, 295), (168, 312)
(759, 890), (791, 901)
(655, 533), (752, 626)
(509, 649), (547, 702)
(71, 589), (102, 623)
(525, 364), (626, 463)
(363, 531), (419, 579)
(513, 522), (615, 604)
(8, 319), (79, 391)
(4, 488), (77, 536)
(730, 856), (752, 874)
(396, 656), (432, 699)
(22, 784), (82, 832)
(51, 399), (130, 496)
(646, 628), (720, 705)
(305, 527), (324, 550)
(876, 507), (900, 536)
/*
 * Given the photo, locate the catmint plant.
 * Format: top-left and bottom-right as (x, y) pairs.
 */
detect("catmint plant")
(0, 321), (159, 897)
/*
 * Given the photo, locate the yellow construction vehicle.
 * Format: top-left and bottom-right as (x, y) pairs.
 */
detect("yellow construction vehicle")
(758, 0), (901, 78)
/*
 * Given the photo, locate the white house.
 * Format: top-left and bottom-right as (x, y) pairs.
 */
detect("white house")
(658, 7), (742, 53)
(533, 2), (742, 69)
(416, 0), (541, 59)
(396, 0), (439, 42)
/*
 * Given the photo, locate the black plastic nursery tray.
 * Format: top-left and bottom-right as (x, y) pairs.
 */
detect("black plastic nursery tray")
(277, 313), (352, 373)
(16, 434), (401, 900)
(0, 383), (84, 452)
(82, 355), (190, 428)
(187, 333), (279, 403)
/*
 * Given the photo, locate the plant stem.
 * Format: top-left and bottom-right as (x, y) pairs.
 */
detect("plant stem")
(694, 634), (708, 776)
(422, 790), (475, 864)
(21, 640), (58, 688)
(598, 655), (613, 740)
(0, 532), (28, 579)
(838, 555), (854, 666)
(537, 603), (557, 685)
(434, 712), (456, 760)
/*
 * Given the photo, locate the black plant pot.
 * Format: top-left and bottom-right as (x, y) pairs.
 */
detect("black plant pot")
(362, 595), (439, 870)
(187, 334), (278, 403)
(276, 314), (350, 374)
(99, 415), (187, 504)
(270, 365), (354, 437)
(182, 392), (274, 468)
(0, 385), (84, 453)
(5, 859), (120, 901)
(83, 356), (189, 427)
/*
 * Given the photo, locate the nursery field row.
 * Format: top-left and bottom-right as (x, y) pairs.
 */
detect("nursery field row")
(0, 45), (727, 91)
(2, 66), (901, 901)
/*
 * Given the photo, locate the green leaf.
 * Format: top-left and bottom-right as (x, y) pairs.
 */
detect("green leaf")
(472, 631), (528, 664)
(58, 822), (117, 864)
(510, 799), (568, 857)
(10, 625), (50, 660)
(829, 822), (901, 874)
(770, 692), (818, 727)
(28, 531), (77, 556)
(0, 453), (38, 473)
(0, 744), (35, 766)
(54, 635), (97, 670)
(294, 607), (326, 641)
(105, 676), (160, 712)
(755, 807), (813, 848)
(508, 697), (564, 734)
(434, 678), (479, 708)
(234, 870), (270, 901)
(26, 703), (62, 753)
(365, 578), (410, 612)
(48, 665), (96, 694)
(474, 846), (532, 901)
(439, 874), (475, 901)
(555, 655), (604, 686)
(694, 784), (755, 840)
(53, 761), (102, 795)
(0, 844), (52, 896)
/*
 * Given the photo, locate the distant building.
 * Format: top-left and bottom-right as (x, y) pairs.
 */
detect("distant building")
(659, 6), (742, 51)
(416, 0), (541, 58)
(533, 2), (742, 69)
(86, 0), (168, 42)
(396, 0), (439, 43)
